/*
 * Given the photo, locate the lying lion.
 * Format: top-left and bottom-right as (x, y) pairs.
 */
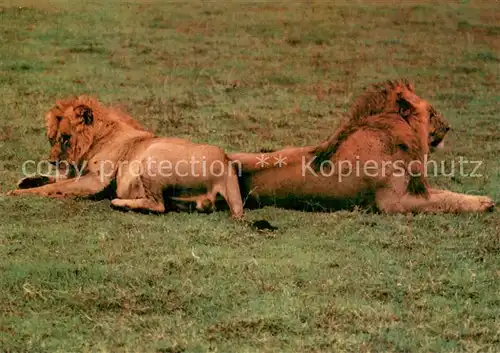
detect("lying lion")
(229, 79), (495, 213)
(7, 95), (244, 219)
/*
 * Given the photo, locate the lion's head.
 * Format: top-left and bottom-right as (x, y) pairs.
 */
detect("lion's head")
(45, 95), (150, 171)
(312, 79), (450, 167)
(45, 99), (95, 172)
(349, 78), (450, 150)
(427, 105), (449, 150)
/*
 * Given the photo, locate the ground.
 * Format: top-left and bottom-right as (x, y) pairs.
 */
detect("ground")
(0, 1), (499, 352)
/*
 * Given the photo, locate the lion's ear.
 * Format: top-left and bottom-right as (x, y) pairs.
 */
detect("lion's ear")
(401, 78), (414, 92)
(74, 105), (94, 125)
(396, 91), (415, 120)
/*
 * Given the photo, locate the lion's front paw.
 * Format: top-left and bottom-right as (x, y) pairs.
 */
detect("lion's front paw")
(6, 189), (52, 197)
(479, 197), (495, 212)
(6, 189), (21, 196)
(466, 196), (496, 213)
(47, 192), (66, 198)
(110, 198), (130, 211)
(17, 176), (53, 189)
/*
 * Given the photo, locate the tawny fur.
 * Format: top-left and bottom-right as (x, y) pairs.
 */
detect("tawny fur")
(312, 79), (448, 169)
(8, 96), (244, 219)
(229, 80), (494, 214)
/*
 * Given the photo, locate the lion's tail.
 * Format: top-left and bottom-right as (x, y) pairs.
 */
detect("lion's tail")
(228, 146), (314, 173)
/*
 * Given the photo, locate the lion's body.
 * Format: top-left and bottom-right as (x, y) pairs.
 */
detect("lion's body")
(111, 136), (242, 214)
(233, 114), (425, 211)
(230, 80), (495, 214)
(9, 96), (244, 218)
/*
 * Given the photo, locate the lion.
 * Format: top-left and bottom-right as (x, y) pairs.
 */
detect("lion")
(229, 79), (495, 214)
(7, 95), (245, 219)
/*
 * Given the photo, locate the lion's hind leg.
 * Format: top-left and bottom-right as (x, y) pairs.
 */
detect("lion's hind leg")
(111, 198), (166, 213)
(113, 165), (166, 214)
(169, 193), (215, 213)
(211, 170), (244, 220)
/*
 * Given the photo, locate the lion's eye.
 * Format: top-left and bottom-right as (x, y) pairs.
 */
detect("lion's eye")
(60, 134), (71, 145)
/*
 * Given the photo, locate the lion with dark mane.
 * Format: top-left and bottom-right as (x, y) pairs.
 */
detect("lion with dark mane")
(8, 95), (245, 219)
(229, 79), (495, 213)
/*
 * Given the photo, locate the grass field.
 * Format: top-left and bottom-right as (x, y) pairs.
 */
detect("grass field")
(1, 1), (499, 352)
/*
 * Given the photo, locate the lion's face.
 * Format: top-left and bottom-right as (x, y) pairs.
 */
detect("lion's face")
(392, 88), (450, 151)
(355, 82), (450, 152)
(46, 104), (94, 170)
(428, 106), (450, 150)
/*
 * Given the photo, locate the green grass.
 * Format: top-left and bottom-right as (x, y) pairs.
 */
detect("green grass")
(1, 1), (499, 352)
